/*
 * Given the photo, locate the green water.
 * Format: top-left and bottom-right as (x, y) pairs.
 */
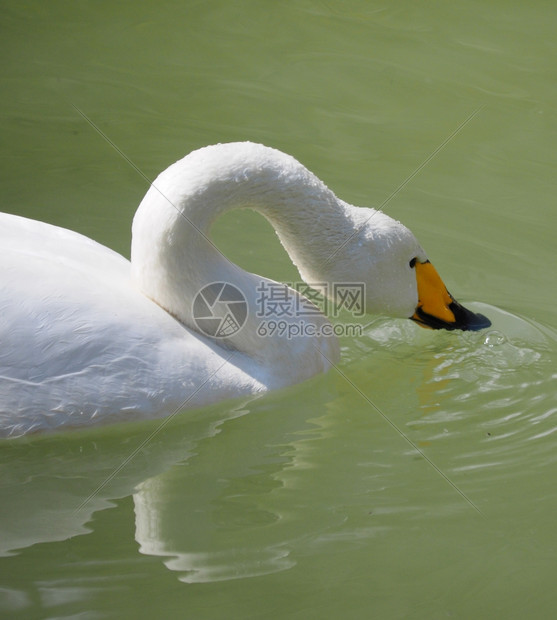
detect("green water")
(1, 1), (557, 618)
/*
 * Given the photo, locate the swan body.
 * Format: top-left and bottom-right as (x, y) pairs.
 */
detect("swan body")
(0, 142), (488, 437)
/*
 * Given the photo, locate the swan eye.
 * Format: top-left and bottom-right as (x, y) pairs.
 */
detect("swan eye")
(409, 257), (417, 269)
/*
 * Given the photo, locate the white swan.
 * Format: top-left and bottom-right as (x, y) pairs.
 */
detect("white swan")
(0, 142), (489, 437)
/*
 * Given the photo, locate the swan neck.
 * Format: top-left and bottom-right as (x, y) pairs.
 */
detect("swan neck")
(130, 143), (342, 377)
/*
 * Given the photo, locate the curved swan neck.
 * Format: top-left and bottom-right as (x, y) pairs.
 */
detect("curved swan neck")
(132, 142), (355, 292)
(158, 142), (344, 243)
(131, 142), (342, 377)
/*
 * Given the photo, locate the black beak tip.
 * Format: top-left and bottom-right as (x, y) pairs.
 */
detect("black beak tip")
(450, 301), (491, 331)
(411, 302), (491, 331)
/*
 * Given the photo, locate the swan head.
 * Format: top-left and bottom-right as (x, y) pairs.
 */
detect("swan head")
(311, 208), (491, 331)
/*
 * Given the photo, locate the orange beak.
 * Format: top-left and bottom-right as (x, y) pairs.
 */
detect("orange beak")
(411, 261), (490, 331)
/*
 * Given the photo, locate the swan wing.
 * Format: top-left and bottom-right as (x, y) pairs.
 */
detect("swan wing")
(0, 213), (264, 436)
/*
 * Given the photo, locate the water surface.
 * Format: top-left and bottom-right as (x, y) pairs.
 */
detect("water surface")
(1, 1), (557, 618)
